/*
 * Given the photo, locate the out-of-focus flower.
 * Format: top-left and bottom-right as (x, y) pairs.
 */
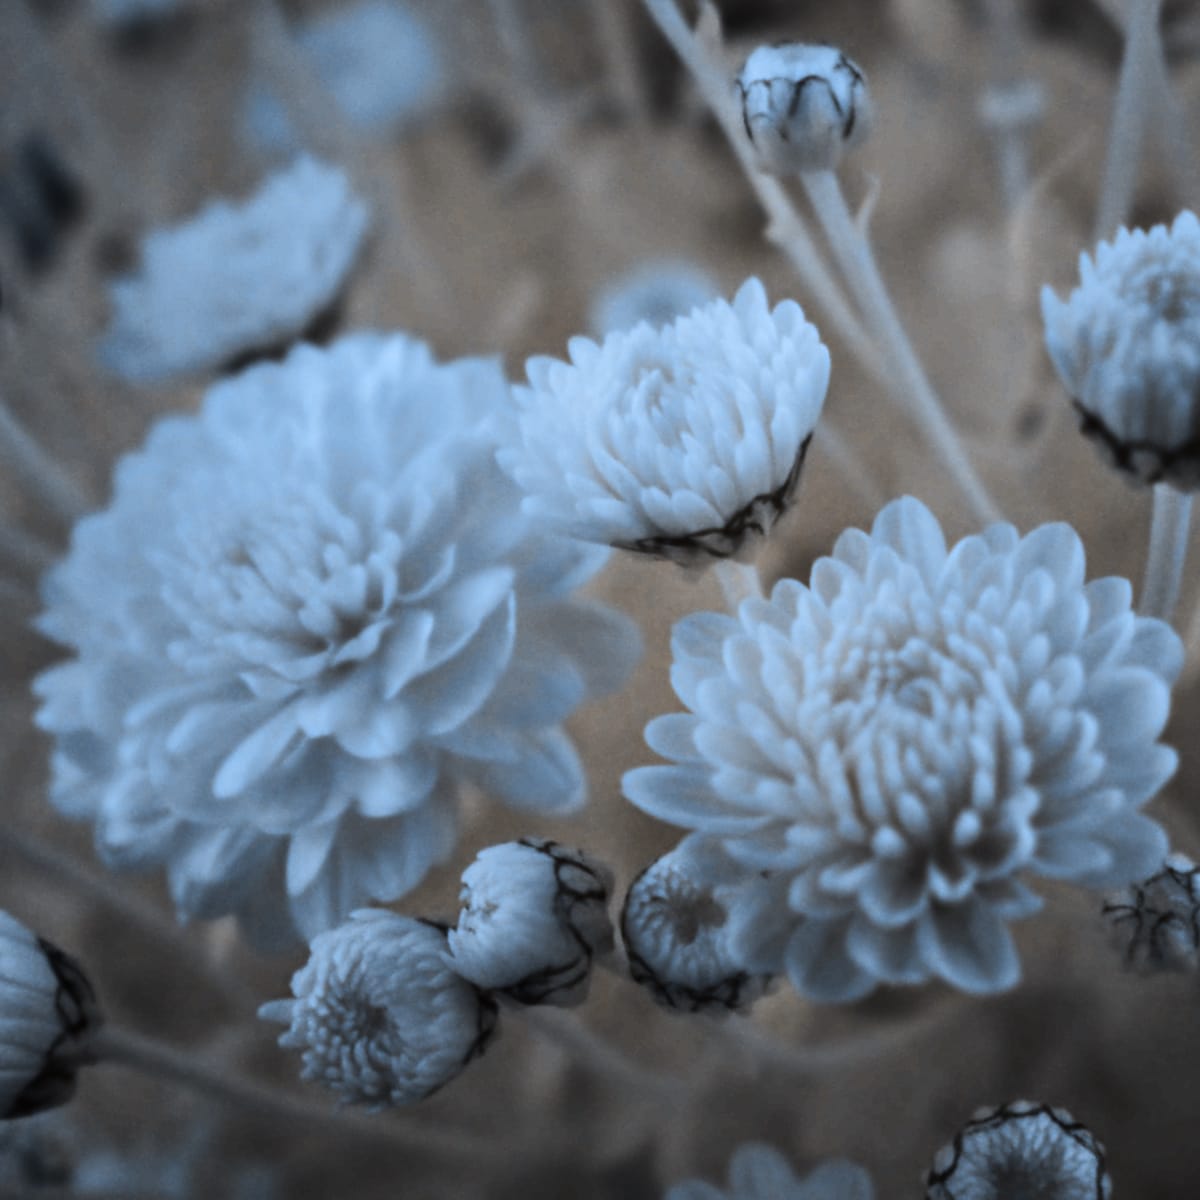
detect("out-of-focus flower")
(625, 496), (1181, 1001)
(259, 911), (497, 1108)
(925, 1101), (1111, 1199)
(1042, 211), (1200, 489)
(589, 260), (720, 337)
(1102, 852), (1200, 972)
(666, 1143), (874, 1200)
(0, 912), (101, 1120)
(498, 278), (829, 564)
(621, 836), (771, 1014)
(98, 155), (369, 384)
(446, 838), (614, 1007)
(736, 44), (872, 175)
(89, 0), (185, 26)
(242, 1), (449, 156)
(35, 333), (639, 947)
(0, 1114), (71, 1187)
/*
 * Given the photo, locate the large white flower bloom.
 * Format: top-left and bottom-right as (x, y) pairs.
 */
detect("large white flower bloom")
(625, 497), (1181, 1001)
(1042, 210), (1200, 488)
(259, 911), (496, 1108)
(0, 912), (101, 1120)
(666, 1143), (873, 1200)
(35, 333), (639, 947)
(98, 156), (369, 384)
(498, 278), (829, 564)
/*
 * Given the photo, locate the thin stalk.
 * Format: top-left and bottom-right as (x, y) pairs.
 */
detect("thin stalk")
(814, 422), (886, 513)
(0, 398), (89, 527)
(800, 170), (1002, 524)
(589, 0), (649, 119)
(1095, 0), (1162, 240)
(91, 1026), (511, 1161)
(1138, 484), (1192, 621)
(714, 560), (764, 611)
(980, 0), (1039, 212)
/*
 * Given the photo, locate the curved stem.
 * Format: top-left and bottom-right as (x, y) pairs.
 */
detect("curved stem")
(1139, 484), (1192, 621)
(800, 170), (1002, 525)
(0, 397), (89, 527)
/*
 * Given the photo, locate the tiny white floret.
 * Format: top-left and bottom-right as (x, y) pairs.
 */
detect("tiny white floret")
(666, 1142), (874, 1200)
(259, 910), (496, 1108)
(446, 838), (614, 1006)
(498, 278), (829, 564)
(736, 43), (872, 176)
(1042, 210), (1200, 488)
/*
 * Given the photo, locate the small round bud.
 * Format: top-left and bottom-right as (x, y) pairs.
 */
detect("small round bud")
(0, 912), (102, 1120)
(925, 1101), (1111, 1200)
(1102, 853), (1200, 972)
(621, 837), (771, 1014)
(446, 839), (614, 1007)
(736, 43), (872, 175)
(258, 911), (497, 1109)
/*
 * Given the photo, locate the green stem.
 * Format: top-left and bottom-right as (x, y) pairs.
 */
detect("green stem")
(1139, 484), (1192, 621)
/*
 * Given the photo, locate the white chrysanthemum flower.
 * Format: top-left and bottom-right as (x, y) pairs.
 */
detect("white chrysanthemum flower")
(666, 1143), (874, 1200)
(925, 1101), (1111, 1200)
(34, 333), (640, 947)
(0, 912), (101, 1120)
(622, 835), (771, 1014)
(259, 911), (496, 1108)
(498, 278), (829, 564)
(589, 260), (721, 337)
(1102, 852), (1200, 972)
(98, 155), (369, 384)
(242, 1), (448, 155)
(736, 44), (872, 176)
(1042, 210), (1200, 488)
(446, 838), (614, 1007)
(625, 496), (1181, 1002)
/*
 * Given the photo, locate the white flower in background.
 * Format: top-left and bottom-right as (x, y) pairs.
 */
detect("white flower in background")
(1042, 210), (1200, 489)
(625, 496), (1181, 1001)
(736, 44), (872, 176)
(242, 1), (449, 156)
(0, 912), (101, 1120)
(98, 155), (369, 384)
(499, 278), (829, 564)
(621, 835), (771, 1014)
(666, 1143), (874, 1200)
(925, 1101), (1111, 1199)
(259, 911), (496, 1108)
(35, 333), (640, 947)
(1102, 853), (1200, 972)
(90, 0), (185, 26)
(446, 838), (614, 1007)
(589, 260), (720, 337)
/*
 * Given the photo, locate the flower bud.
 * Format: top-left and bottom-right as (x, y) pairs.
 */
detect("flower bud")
(621, 837), (771, 1014)
(446, 838), (614, 1007)
(1101, 853), (1200, 972)
(736, 43), (872, 175)
(0, 912), (101, 1120)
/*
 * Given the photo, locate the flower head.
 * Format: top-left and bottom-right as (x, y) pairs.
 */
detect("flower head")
(621, 836), (771, 1014)
(98, 155), (370, 384)
(35, 333), (639, 947)
(498, 278), (829, 564)
(446, 838), (614, 1006)
(1101, 852), (1200, 972)
(736, 44), (872, 176)
(0, 912), (101, 1120)
(1042, 211), (1200, 488)
(666, 1143), (874, 1200)
(259, 911), (497, 1108)
(589, 260), (720, 337)
(625, 497), (1181, 1001)
(925, 1101), (1111, 1199)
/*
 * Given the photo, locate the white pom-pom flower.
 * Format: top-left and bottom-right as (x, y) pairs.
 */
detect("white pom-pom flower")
(625, 496), (1181, 1002)
(589, 260), (720, 337)
(622, 835), (771, 1014)
(0, 912), (101, 1120)
(666, 1143), (874, 1200)
(1101, 852), (1200, 972)
(446, 838), (614, 1007)
(98, 155), (369, 384)
(925, 1101), (1111, 1199)
(736, 44), (872, 176)
(259, 911), (496, 1108)
(1042, 210), (1200, 488)
(34, 333), (640, 947)
(498, 278), (829, 564)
